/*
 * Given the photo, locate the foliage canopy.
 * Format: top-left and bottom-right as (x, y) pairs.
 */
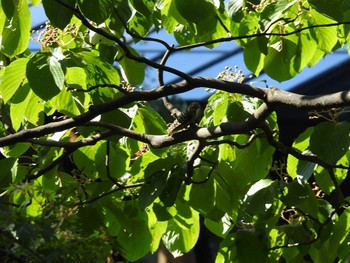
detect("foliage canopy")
(1, 0), (350, 262)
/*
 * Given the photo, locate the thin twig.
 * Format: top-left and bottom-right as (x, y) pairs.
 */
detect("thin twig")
(80, 182), (144, 205)
(25, 149), (74, 181)
(67, 83), (129, 94)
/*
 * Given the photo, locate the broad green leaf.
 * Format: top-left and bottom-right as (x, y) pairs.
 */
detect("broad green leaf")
(26, 53), (64, 101)
(78, 51), (120, 86)
(287, 127), (314, 181)
(77, 205), (105, 235)
(139, 170), (169, 209)
(10, 83), (31, 131)
(294, 30), (318, 72)
(215, 234), (235, 263)
(42, 0), (75, 29)
(95, 142), (128, 181)
(129, 0), (154, 16)
(258, 0), (297, 32)
(189, 177), (215, 214)
(174, 0), (215, 24)
(0, 0), (30, 57)
(146, 206), (168, 253)
(103, 206), (121, 236)
(49, 88), (81, 117)
(242, 179), (277, 215)
(117, 220), (153, 261)
(0, 57), (28, 103)
(161, 0), (187, 33)
(213, 161), (241, 212)
(162, 200), (200, 257)
(78, 0), (114, 24)
(315, 152), (350, 194)
(244, 38), (265, 76)
(65, 67), (87, 90)
(264, 35), (299, 81)
(204, 213), (236, 237)
(1, 142), (30, 158)
(309, 10), (338, 53)
(287, 150), (317, 182)
(309, 0), (350, 22)
(281, 181), (318, 216)
(235, 231), (269, 263)
(278, 222), (314, 244)
(227, 0), (244, 19)
(0, 157), (17, 187)
(26, 195), (44, 217)
(159, 169), (184, 207)
(100, 108), (131, 129)
(127, 7), (153, 37)
(132, 106), (167, 134)
(229, 138), (274, 190)
(330, 207), (350, 261)
(10, 83), (41, 130)
(310, 121), (350, 164)
(73, 141), (104, 179)
(118, 46), (145, 85)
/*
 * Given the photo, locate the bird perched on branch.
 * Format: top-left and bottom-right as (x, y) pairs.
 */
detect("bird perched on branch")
(167, 102), (202, 135)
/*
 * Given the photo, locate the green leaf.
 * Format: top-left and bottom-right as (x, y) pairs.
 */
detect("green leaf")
(117, 220), (152, 261)
(139, 170), (169, 209)
(294, 30), (318, 72)
(77, 205), (105, 235)
(216, 233), (235, 263)
(331, 207), (350, 260)
(146, 207), (168, 253)
(162, 200), (200, 257)
(117, 46), (145, 85)
(204, 213), (236, 237)
(235, 231), (269, 263)
(159, 169), (184, 207)
(174, 0), (216, 24)
(258, 0), (297, 32)
(0, 57), (28, 103)
(310, 121), (350, 164)
(65, 67), (87, 90)
(281, 181), (318, 216)
(309, 10), (338, 53)
(0, 0), (30, 57)
(244, 38), (265, 76)
(132, 106), (167, 134)
(129, 0), (154, 16)
(0, 157), (17, 188)
(229, 138), (274, 190)
(287, 149), (317, 182)
(189, 177), (215, 214)
(42, 0), (75, 29)
(10, 83), (38, 130)
(49, 88), (80, 116)
(26, 53), (64, 101)
(160, 0), (186, 33)
(309, 0), (350, 22)
(264, 36), (299, 81)
(242, 179), (277, 215)
(78, 51), (120, 86)
(78, 0), (114, 24)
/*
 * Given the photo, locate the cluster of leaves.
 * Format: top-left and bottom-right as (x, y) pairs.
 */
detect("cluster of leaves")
(1, 0), (350, 262)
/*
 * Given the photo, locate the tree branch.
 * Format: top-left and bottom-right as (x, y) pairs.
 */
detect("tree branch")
(2, 78), (350, 148)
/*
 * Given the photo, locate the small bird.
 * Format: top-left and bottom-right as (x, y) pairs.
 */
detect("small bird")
(167, 102), (201, 135)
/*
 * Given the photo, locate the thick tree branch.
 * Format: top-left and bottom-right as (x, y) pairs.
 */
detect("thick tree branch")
(2, 78), (350, 148)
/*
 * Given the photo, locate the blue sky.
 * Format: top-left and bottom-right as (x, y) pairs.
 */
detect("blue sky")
(29, 4), (350, 100)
